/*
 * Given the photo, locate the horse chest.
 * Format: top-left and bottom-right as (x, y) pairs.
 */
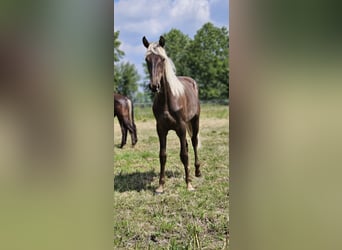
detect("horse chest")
(153, 109), (175, 125)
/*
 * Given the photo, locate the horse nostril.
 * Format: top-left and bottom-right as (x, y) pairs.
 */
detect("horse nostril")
(149, 84), (157, 92)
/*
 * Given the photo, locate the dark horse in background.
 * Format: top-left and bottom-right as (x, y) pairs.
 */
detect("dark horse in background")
(143, 35), (201, 193)
(114, 93), (137, 148)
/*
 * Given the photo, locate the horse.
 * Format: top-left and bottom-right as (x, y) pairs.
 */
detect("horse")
(114, 93), (138, 148)
(142, 35), (201, 193)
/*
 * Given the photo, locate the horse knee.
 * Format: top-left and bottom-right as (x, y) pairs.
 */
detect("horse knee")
(160, 151), (167, 159)
(159, 150), (167, 163)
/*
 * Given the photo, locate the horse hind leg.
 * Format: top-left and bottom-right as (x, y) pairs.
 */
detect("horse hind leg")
(190, 117), (201, 177)
(119, 119), (127, 148)
(177, 125), (194, 191)
(128, 122), (138, 146)
(132, 122), (138, 145)
(127, 99), (138, 146)
(123, 118), (137, 147)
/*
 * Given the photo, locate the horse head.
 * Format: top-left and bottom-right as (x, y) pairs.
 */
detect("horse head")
(142, 36), (166, 93)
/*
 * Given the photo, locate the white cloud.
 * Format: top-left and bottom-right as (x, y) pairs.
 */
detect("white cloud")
(120, 41), (146, 58)
(170, 0), (210, 23)
(114, 0), (229, 85)
(118, 41), (146, 75)
(114, 0), (212, 37)
(115, 0), (167, 17)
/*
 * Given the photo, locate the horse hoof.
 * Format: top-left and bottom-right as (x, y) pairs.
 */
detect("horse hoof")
(195, 172), (202, 177)
(155, 186), (164, 194)
(187, 184), (195, 192)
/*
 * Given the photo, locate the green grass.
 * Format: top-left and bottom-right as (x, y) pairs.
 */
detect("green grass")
(114, 105), (229, 249)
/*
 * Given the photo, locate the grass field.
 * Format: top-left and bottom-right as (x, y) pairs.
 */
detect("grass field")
(114, 104), (229, 249)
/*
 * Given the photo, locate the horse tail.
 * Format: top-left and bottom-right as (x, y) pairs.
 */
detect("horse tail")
(126, 98), (133, 124)
(186, 123), (192, 138)
(197, 132), (202, 149)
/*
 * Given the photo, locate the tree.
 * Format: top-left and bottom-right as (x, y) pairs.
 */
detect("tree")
(114, 30), (124, 62)
(162, 29), (191, 76)
(114, 65), (120, 91)
(114, 30), (124, 92)
(134, 91), (153, 104)
(141, 23), (229, 101)
(114, 62), (140, 98)
(140, 61), (155, 101)
(186, 23), (229, 100)
(114, 30), (139, 98)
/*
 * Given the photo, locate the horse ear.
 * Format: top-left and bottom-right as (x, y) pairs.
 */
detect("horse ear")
(142, 36), (149, 48)
(159, 36), (165, 47)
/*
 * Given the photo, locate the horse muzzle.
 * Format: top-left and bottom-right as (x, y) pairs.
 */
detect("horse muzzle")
(149, 83), (160, 93)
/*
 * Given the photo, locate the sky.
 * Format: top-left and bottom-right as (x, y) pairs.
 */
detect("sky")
(114, 0), (229, 79)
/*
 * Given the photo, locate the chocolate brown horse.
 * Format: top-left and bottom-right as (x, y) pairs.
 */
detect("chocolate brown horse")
(114, 93), (137, 148)
(142, 36), (201, 193)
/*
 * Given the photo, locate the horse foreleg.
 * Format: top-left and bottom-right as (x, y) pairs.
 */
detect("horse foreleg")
(177, 126), (194, 191)
(156, 126), (167, 194)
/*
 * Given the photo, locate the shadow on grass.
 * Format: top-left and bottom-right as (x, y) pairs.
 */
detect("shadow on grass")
(114, 169), (182, 192)
(114, 143), (136, 149)
(114, 170), (157, 192)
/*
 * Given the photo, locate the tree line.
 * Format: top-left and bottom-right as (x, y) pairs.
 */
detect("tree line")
(114, 22), (229, 101)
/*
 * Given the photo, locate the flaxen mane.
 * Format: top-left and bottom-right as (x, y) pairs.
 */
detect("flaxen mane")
(145, 42), (184, 97)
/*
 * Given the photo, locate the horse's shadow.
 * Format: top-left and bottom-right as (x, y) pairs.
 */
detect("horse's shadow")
(114, 169), (182, 192)
(114, 143), (135, 149)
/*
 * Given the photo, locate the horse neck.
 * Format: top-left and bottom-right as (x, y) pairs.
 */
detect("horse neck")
(157, 73), (179, 124)
(159, 71), (172, 111)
